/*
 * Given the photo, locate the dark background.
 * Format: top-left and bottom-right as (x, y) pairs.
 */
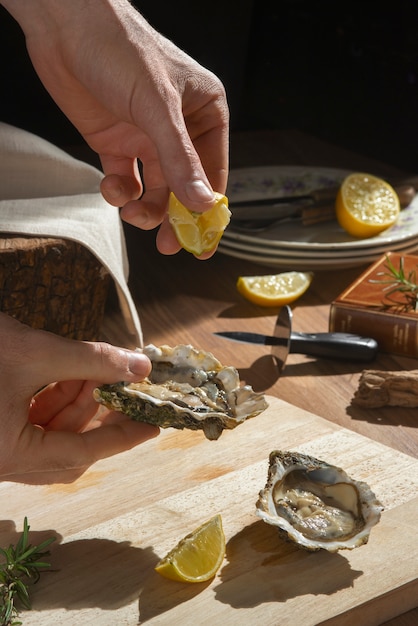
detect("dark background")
(1, 0), (418, 171)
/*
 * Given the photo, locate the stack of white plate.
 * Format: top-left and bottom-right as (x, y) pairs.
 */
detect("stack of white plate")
(219, 166), (418, 270)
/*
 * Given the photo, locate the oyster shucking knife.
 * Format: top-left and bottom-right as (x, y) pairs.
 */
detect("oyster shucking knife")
(215, 305), (378, 371)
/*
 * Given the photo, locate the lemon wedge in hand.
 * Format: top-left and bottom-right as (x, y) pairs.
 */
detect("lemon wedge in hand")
(168, 191), (231, 256)
(336, 172), (400, 238)
(237, 271), (313, 307)
(155, 514), (225, 583)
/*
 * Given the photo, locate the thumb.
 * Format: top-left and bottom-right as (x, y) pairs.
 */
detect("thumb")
(1, 314), (150, 394)
(157, 124), (216, 210)
(143, 103), (228, 213)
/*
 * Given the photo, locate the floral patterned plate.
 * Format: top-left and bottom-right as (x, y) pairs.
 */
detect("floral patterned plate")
(219, 230), (418, 260)
(217, 238), (418, 271)
(225, 166), (418, 252)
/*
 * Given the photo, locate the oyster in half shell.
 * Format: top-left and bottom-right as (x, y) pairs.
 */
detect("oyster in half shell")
(94, 344), (268, 441)
(256, 450), (383, 552)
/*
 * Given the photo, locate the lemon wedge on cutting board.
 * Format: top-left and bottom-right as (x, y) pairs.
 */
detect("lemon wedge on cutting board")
(336, 172), (400, 238)
(168, 191), (231, 256)
(155, 514), (225, 583)
(237, 271), (313, 307)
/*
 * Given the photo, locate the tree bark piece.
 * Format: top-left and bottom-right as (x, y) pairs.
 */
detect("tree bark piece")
(0, 235), (110, 340)
(353, 369), (418, 408)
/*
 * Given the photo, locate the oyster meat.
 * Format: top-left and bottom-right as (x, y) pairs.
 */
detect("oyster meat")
(94, 344), (268, 441)
(256, 450), (383, 552)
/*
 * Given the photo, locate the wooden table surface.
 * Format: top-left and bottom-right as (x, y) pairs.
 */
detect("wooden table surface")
(102, 129), (418, 626)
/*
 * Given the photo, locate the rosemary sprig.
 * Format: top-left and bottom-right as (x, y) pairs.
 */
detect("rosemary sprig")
(370, 255), (418, 311)
(0, 518), (55, 626)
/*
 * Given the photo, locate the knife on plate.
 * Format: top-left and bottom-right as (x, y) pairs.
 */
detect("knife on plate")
(214, 305), (378, 371)
(229, 186), (339, 216)
(229, 184), (415, 225)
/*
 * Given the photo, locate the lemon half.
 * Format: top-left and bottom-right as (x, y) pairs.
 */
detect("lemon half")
(336, 172), (400, 238)
(168, 192), (231, 256)
(237, 271), (313, 307)
(155, 514), (225, 583)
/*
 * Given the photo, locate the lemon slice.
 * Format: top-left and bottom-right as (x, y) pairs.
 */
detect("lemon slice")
(155, 514), (225, 583)
(336, 172), (400, 238)
(236, 271), (313, 307)
(168, 191), (231, 256)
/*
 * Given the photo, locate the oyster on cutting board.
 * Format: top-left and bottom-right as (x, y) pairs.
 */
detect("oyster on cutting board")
(256, 450), (383, 552)
(94, 344), (268, 441)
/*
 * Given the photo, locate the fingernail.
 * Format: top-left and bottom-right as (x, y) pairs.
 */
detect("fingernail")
(127, 351), (151, 376)
(186, 179), (215, 203)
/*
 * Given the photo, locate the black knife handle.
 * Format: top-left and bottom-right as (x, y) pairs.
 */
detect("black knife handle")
(289, 332), (378, 362)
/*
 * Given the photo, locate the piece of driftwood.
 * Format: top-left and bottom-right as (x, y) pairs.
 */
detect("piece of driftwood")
(353, 369), (418, 408)
(0, 235), (110, 340)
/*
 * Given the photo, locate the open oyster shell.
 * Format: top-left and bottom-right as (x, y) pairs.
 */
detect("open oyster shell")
(94, 344), (268, 441)
(256, 450), (383, 552)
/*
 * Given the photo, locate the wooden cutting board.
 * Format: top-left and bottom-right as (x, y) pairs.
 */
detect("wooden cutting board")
(1, 396), (417, 625)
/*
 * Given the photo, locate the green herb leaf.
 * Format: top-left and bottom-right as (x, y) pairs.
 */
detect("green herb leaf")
(0, 518), (55, 626)
(370, 255), (418, 311)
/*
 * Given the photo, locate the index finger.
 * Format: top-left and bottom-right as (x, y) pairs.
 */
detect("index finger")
(3, 419), (159, 485)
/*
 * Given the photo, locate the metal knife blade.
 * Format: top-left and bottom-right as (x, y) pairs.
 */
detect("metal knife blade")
(229, 199), (315, 221)
(228, 187), (339, 209)
(228, 186), (339, 221)
(214, 331), (286, 346)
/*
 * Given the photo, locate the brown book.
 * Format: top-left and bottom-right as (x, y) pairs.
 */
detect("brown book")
(329, 252), (418, 357)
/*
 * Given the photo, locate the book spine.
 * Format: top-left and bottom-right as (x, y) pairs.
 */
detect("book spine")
(329, 303), (418, 358)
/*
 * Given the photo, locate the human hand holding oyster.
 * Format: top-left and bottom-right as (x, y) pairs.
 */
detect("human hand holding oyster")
(94, 343), (268, 441)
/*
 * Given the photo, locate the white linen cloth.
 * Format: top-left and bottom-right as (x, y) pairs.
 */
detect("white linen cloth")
(0, 122), (143, 346)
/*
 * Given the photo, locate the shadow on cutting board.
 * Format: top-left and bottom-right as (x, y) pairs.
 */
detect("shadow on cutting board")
(29, 536), (158, 611)
(137, 520), (363, 622)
